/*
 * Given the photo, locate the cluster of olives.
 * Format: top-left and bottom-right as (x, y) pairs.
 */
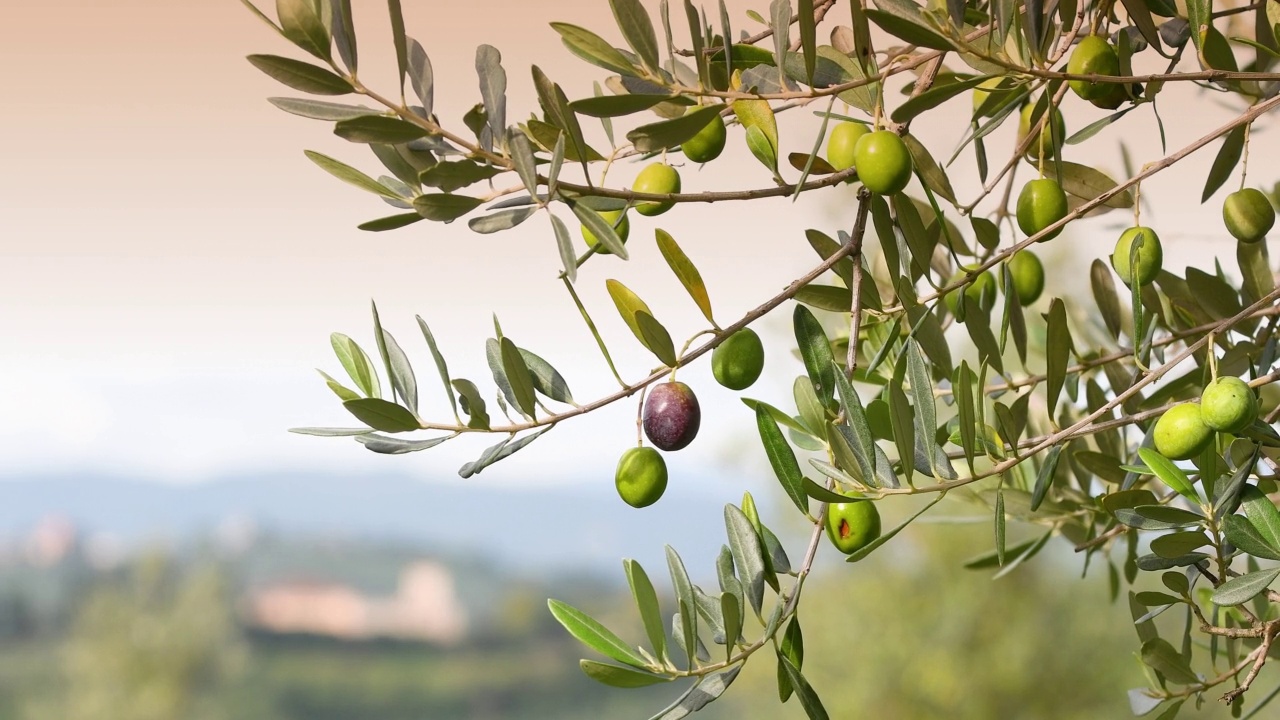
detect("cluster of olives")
(1153, 377), (1259, 460)
(614, 329), (765, 508)
(826, 123), (915, 196)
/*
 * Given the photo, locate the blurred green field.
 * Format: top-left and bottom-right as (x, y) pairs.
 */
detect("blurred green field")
(0, 512), (1258, 719)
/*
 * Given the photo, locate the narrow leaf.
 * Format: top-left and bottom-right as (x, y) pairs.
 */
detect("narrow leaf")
(343, 398), (419, 432)
(724, 505), (766, 616)
(756, 406), (810, 516)
(548, 599), (647, 668)
(247, 54), (354, 95)
(656, 229), (714, 324)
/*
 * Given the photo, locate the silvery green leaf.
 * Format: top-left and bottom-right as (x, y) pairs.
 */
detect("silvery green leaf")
(476, 45), (507, 150)
(249, 54), (353, 95)
(407, 38), (434, 117)
(356, 434), (448, 454)
(268, 97), (379, 121)
(469, 206), (538, 234)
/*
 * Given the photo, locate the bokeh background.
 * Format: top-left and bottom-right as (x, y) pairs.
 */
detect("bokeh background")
(1, 0), (1275, 717)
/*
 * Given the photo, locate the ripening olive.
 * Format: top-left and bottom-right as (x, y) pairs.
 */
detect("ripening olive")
(643, 381), (701, 451)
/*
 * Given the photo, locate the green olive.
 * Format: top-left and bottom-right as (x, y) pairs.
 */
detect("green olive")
(1152, 402), (1215, 461)
(581, 210), (630, 253)
(826, 122), (871, 172)
(1110, 226), (1163, 287)
(711, 328), (765, 391)
(1223, 188), (1276, 244)
(1016, 178), (1069, 242)
(633, 163), (681, 216)
(945, 266), (998, 315)
(972, 77), (1006, 118)
(1067, 36), (1121, 101)
(615, 447), (668, 508)
(1006, 251), (1046, 305)
(1200, 376), (1258, 434)
(1018, 102), (1066, 162)
(825, 498), (882, 555)
(682, 110), (727, 164)
(852, 130), (914, 196)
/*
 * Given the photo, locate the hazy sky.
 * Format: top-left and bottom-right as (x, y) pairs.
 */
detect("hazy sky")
(1, 0), (1269, 486)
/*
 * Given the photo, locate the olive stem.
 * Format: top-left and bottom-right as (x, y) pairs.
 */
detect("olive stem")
(1240, 119), (1253, 191)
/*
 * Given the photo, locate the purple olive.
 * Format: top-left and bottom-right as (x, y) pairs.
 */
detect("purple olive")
(643, 382), (701, 451)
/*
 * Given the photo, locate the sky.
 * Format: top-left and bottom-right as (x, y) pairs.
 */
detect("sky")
(0, 0), (1272, 488)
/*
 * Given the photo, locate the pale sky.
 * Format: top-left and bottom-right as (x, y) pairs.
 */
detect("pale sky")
(0, 0), (1268, 486)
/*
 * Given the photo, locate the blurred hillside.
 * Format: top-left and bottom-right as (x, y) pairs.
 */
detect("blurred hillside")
(0, 493), (1255, 719)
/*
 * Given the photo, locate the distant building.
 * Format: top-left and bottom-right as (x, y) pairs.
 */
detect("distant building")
(242, 560), (467, 644)
(25, 515), (78, 567)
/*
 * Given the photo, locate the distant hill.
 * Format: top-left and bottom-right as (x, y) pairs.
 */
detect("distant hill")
(0, 472), (753, 578)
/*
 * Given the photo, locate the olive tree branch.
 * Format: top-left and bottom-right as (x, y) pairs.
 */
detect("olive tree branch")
(932, 305), (1280, 400)
(898, 90), (1280, 315)
(879, 285), (1280, 497)
(665, 189), (878, 682)
(400, 200), (870, 434)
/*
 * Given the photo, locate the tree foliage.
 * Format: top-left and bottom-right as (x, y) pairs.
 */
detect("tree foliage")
(243, 0), (1280, 715)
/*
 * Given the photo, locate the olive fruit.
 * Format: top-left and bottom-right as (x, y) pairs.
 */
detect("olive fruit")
(945, 266), (998, 315)
(1111, 226), (1163, 287)
(1067, 36), (1121, 101)
(1090, 82), (1138, 110)
(1018, 102), (1066, 161)
(1006, 251), (1046, 305)
(633, 163), (681, 216)
(1200, 376), (1258, 434)
(852, 130), (914, 196)
(972, 77), (1005, 118)
(614, 447), (668, 508)
(1153, 402), (1215, 460)
(643, 381), (701, 451)
(581, 210), (630, 253)
(711, 328), (765, 391)
(825, 497), (882, 555)
(1223, 188), (1276, 243)
(826, 121), (871, 172)
(682, 111), (727, 164)
(1016, 178), (1069, 241)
